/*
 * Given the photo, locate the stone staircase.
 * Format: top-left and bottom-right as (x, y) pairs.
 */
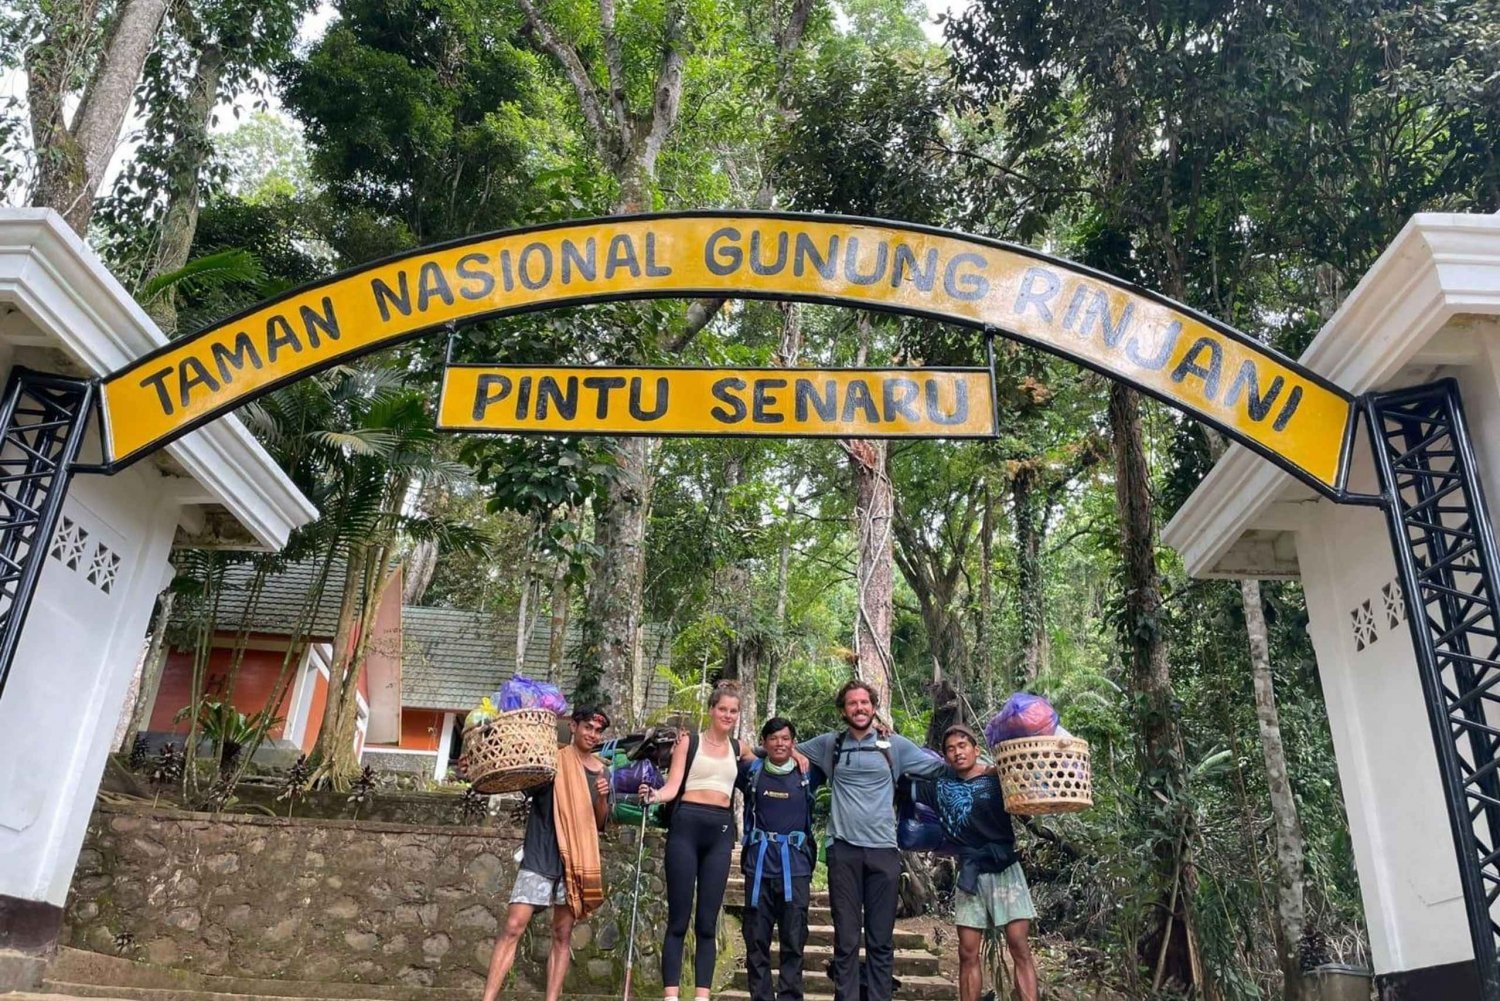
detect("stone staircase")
(13, 948), (502, 1001)
(717, 874), (948, 1001)
(16, 873), (949, 1001)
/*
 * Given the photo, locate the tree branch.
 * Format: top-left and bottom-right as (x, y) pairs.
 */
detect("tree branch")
(639, 0), (687, 170)
(516, 0), (612, 154)
(597, 0), (630, 142)
(666, 296), (727, 352)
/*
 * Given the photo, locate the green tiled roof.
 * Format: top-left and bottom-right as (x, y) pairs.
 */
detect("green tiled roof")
(170, 557), (345, 641)
(401, 605), (673, 714)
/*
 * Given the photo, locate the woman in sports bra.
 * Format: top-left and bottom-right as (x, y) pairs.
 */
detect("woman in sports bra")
(642, 680), (755, 1001)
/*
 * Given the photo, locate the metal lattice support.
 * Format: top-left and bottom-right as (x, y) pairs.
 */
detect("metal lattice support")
(0, 368), (95, 700)
(1366, 379), (1500, 999)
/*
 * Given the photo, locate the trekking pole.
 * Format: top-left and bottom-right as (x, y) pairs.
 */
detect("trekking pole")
(621, 801), (650, 1001)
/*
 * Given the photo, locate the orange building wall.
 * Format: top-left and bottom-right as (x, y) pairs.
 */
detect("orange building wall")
(396, 708), (446, 751)
(299, 670), (330, 754)
(149, 647), (299, 736)
(148, 641), (352, 755)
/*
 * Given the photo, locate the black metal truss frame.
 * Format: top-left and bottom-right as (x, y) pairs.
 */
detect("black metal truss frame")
(0, 367), (95, 701)
(1366, 379), (1500, 999)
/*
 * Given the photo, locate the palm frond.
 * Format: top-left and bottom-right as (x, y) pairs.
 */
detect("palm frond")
(140, 249), (267, 304)
(315, 429), (400, 456)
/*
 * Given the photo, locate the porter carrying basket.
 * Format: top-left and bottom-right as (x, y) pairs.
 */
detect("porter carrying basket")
(463, 708), (559, 794)
(994, 735), (1093, 815)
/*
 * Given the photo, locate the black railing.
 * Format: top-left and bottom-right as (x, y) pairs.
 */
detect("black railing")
(1366, 379), (1500, 999)
(0, 368), (95, 700)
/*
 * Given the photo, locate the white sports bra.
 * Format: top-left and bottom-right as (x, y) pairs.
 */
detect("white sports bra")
(683, 735), (738, 797)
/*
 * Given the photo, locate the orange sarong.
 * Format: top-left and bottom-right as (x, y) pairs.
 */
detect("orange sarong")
(553, 743), (605, 917)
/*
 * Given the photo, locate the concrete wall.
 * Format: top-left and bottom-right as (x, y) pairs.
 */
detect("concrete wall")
(63, 804), (713, 993)
(1293, 349), (1500, 981)
(0, 463), (179, 914)
(1297, 488), (1473, 976)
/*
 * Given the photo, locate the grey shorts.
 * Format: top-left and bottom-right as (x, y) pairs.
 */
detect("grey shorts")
(954, 863), (1037, 930)
(510, 868), (567, 907)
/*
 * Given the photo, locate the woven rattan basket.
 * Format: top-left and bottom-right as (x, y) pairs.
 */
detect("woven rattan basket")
(994, 735), (1093, 815)
(462, 708), (559, 794)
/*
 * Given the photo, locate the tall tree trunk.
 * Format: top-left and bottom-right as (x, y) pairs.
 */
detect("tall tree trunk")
(580, 436), (656, 723)
(314, 547), (399, 787)
(1242, 579), (1310, 1001)
(979, 484), (995, 709)
(1012, 464), (1045, 684)
(403, 538), (439, 604)
(144, 26), (225, 333)
(849, 437), (894, 716)
(1108, 383), (1198, 989)
(726, 640), (761, 743)
(546, 556), (570, 684)
(25, 0), (102, 226)
(766, 524), (790, 719)
(311, 548), (369, 779)
(1194, 423), (1308, 998)
(515, 517), (542, 672)
(924, 677), (961, 750)
(122, 587), (175, 748)
(30, 0), (169, 235)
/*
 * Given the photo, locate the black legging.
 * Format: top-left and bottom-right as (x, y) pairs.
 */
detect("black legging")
(662, 802), (735, 990)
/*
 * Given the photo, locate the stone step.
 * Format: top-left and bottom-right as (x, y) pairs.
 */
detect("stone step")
(34, 953), (496, 1001)
(40, 951), (486, 1001)
(722, 974), (954, 1000)
(32, 987), (433, 1001)
(723, 882), (829, 908)
(804, 926), (931, 951)
(26, 984), (628, 1001)
(728, 946), (939, 977)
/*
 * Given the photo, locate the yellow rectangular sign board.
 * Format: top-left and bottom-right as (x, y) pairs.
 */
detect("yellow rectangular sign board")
(438, 366), (997, 438)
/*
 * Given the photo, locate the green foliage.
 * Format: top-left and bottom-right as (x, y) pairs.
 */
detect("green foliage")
(172, 700), (280, 749)
(214, 111), (317, 204)
(139, 248), (266, 307)
(283, 0), (568, 249)
(777, 39), (954, 225)
(69, 0), (1500, 988)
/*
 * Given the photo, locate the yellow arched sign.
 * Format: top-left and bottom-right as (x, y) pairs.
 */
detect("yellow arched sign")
(100, 213), (1355, 492)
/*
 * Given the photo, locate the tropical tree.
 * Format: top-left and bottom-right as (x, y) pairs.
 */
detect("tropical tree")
(18, 0), (168, 234)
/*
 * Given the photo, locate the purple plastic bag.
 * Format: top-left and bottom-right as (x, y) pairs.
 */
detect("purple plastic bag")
(611, 759), (663, 794)
(498, 674), (569, 715)
(985, 692), (1059, 745)
(536, 689), (570, 715)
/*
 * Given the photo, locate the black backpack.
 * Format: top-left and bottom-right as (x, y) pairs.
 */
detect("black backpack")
(826, 730), (908, 842)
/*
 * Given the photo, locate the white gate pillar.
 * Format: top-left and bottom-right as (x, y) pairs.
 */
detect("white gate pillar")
(0, 211), (315, 988)
(1166, 214), (1500, 999)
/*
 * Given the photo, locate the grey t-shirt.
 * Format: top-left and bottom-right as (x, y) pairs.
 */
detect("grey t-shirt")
(797, 731), (951, 849)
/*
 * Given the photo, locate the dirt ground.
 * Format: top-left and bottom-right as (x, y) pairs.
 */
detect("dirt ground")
(899, 914), (1128, 1001)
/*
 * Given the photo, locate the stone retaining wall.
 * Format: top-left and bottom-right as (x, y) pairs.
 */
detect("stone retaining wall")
(64, 803), (729, 992)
